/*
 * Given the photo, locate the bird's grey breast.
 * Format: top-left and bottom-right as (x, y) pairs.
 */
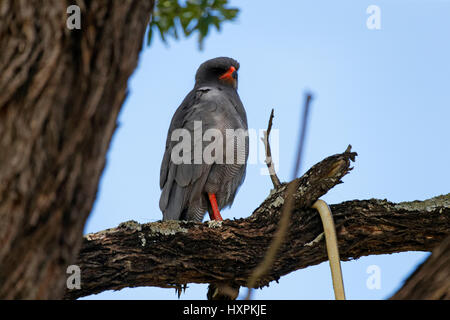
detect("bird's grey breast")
(194, 86), (247, 131)
(191, 86), (249, 207)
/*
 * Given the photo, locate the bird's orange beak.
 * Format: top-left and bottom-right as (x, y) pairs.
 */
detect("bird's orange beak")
(219, 66), (237, 82)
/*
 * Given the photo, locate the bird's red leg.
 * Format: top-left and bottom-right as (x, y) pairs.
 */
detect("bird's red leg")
(208, 193), (223, 221)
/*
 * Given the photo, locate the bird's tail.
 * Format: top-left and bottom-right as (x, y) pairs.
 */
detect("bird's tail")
(160, 183), (186, 221)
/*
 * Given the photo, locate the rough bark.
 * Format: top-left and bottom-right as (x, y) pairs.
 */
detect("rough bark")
(64, 150), (450, 299)
(391, 235), (450, 300)
(0, 0), (154, 299)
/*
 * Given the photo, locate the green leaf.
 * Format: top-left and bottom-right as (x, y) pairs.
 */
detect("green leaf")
(147, 0), (240, 50)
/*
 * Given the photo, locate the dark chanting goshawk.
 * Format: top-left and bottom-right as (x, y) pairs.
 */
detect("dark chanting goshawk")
(159, 57), (249, 222)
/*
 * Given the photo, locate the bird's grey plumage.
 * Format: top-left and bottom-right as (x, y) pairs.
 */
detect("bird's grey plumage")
(159, 57), (248, 222)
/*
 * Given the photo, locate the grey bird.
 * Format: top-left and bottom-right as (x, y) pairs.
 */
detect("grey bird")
(159, 57), (248, 222)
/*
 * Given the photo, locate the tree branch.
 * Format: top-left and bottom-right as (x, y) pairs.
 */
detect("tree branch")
(391, 234), (450, 300)
(65, 149), (450, 299)
(261, 109), (281, 188)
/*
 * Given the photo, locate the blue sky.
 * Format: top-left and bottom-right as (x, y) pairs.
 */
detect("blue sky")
(82, 0), (450, 300)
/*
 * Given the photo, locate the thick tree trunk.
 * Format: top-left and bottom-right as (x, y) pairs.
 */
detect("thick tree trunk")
(0, 0), (154, 299)
(391, 235), (450, 300)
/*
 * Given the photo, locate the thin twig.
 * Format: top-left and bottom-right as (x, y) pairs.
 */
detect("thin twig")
(261, 109), (281, 188)
(293, 93), (313, 177)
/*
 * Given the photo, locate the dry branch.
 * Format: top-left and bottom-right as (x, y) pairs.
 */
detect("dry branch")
(65, 149), (450, 299)
(261, 109), (281, 188)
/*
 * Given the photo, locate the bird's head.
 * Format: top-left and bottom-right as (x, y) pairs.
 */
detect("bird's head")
(195, 57), (240, 89)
